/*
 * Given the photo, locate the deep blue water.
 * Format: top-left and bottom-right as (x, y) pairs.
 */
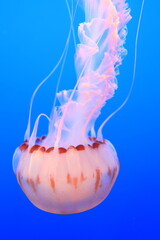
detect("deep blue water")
(0, 1), (160, 239)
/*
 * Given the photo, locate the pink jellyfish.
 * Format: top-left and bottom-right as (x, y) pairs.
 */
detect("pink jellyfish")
(13, 0), (131, 214)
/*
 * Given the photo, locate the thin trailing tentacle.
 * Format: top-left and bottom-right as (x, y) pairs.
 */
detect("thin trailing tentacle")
(65, 0), (77, 50)
(24, 0), (79, 141)
(29, 113), (51, 147)
(49, 0), (80, 123)
(24, 38), (70, 141)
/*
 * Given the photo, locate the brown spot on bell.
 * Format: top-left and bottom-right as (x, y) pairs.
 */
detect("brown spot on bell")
(95, 169), (101, 193)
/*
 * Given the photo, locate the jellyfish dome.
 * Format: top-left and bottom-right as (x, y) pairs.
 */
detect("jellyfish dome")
(13, 0), (131, 214)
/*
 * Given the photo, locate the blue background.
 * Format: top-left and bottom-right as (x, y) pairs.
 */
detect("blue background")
(0, 0), (159, 239)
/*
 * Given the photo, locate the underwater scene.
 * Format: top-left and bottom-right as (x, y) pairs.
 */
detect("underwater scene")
(0, 0), (159, 239)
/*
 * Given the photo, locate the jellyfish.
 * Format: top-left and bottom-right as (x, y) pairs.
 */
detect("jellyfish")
(13, 0), (132, 214)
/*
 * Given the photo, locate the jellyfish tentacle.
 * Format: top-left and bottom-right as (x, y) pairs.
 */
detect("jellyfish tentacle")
(54, 2), (109, 146)
(24, 0), (79, 141)
(55, 8), (112, 145)
(91, 127), (96, 138)
(29, 113), (51, 147)
(24, 38), (70, 141)
(97, 0), (145, 140)
(65, 0), (79, 50)
(49, 0), (79, 121)
(81, 80), (109, 139)
(54, 54), (92, 148)
(50, 39), (70, 119)
(76, 0), (131, 127)
(51, 0), (80, 111)
(54, 0), (131, 148)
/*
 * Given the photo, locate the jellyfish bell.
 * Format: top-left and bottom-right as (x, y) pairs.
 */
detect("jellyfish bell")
(13, 0), (132, 214)
(13, 137), (119, 214)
